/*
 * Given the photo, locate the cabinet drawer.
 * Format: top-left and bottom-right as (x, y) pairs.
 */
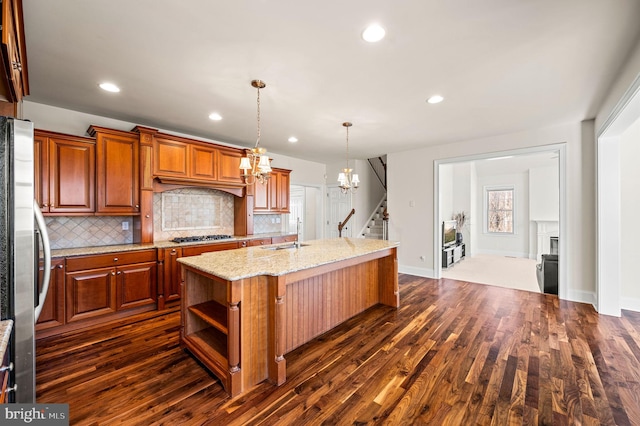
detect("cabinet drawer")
(271, 235), (297, 244)
(182, 242), (239, 257)
(66, 249), (156, 272)
(248, 238), (272, 247)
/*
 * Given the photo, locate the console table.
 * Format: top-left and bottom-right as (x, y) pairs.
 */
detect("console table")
(442, 243), (465, 268)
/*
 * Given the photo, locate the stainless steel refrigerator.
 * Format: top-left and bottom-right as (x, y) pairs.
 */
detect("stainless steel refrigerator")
(0, 116), (52, 403)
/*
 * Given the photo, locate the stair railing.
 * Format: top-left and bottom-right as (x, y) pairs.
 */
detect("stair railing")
(358, 194), (388, 238)
(368, 156), (387, 190)
(382, 208), (389, 240)
(338, 209), (355, 237)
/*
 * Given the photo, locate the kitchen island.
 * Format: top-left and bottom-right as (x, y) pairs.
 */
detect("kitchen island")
(177, 238), (399, 396)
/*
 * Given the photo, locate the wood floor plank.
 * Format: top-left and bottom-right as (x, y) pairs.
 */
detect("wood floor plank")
(36, 275), (640, 425)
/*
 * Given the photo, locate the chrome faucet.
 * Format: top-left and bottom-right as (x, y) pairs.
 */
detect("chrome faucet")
(295, 217), (301, 248)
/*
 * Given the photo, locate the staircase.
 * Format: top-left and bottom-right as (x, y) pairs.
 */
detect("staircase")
(363, 197), (387, 239)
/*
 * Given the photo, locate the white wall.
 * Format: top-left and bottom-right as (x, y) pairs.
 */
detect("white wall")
(439, 164), (453, 221)
(529, 166), (559, 221)
(388, 121), (594, 304)
(620, 116), (640, 310)
(474, 172), (529, 258)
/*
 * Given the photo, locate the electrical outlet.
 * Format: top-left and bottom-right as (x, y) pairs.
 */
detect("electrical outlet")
(122, 221), (129, 231)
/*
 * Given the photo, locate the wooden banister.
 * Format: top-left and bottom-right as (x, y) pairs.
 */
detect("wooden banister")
(338, 209), (355, 237)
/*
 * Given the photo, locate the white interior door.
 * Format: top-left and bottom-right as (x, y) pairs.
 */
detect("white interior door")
(327, 186), (352, 238)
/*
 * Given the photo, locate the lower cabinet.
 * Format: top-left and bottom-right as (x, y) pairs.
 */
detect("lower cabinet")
(64, 249), (157, 324)
(159, 241), (240, 309)
(36, 258), (65, 330)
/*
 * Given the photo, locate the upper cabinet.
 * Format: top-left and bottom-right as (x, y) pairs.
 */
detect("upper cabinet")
(88, 126), (140, 215)
(0, 0), (29, 109)
(153, 137), (188, 177)
(152, 134), (244, 187)
(253, 168), (291, 214)
(35, 130), (96, 214)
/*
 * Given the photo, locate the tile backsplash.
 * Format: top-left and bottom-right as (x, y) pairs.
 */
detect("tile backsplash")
(45, 188), (289, 248)
(46, 216), (133, 249)
(153, 188), (235, 241)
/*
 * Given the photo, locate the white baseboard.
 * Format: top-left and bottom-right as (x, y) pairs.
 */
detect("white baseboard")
(566, 289), (597, 308)
(621, 297), (640, 313)
(398, 265), (435, 279)
(476, 249), (530, 259)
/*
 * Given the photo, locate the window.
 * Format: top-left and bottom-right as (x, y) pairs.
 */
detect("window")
(486, 187), (514, 233)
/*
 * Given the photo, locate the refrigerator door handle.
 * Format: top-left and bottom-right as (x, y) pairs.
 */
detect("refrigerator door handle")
(33, 200), (51, 321)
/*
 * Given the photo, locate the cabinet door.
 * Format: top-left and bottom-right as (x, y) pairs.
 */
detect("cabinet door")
(49, 137), (95, 213)
(190, 144), (217, 180)
(163, 247), (182, 304)
(36, 258), (65, 330)
(0, 0), (27, 102)
(254, 179), (270, 211)
(278, 170), (290, 213)
(154, 137), (188, 177)
(66, 267), (116, 323)
(117, 261), (157, 310)
(216, 147), (244, 184)
(34, 133), (48, 211)
(96, 132), (140, 214)
(269, 172), (279, 212)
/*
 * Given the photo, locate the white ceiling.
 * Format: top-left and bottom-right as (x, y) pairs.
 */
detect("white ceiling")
(22, 0), (640, 164)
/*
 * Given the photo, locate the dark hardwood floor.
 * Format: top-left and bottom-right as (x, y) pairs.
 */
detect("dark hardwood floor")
(36, 275), (640, 425)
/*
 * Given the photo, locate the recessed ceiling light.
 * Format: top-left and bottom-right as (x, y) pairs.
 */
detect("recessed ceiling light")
(427, 95), (444, 104)
(99, 82), (120, 93)
(288, 136), (298, 143)
(362, 24), (385, 42)
(208, 112), (222, 121)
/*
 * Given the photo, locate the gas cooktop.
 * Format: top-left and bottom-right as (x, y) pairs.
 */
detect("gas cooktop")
(171, 234), (233, 244)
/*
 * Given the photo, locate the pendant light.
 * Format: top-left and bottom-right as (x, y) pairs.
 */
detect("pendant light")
(337, 122), (359, 193)
(239, 80), (272, 185)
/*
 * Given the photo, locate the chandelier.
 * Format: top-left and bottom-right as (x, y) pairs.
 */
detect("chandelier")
(239, 80), (272, 185)
(337, 122), (359, 193)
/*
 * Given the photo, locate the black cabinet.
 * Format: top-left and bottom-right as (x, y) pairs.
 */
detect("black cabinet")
(442, 243), (465, 268)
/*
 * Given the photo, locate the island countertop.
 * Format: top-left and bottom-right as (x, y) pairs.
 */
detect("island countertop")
(177, 237), (399, 281)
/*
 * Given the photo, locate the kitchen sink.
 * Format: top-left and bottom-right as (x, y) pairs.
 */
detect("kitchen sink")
(261, 243), (310, 250)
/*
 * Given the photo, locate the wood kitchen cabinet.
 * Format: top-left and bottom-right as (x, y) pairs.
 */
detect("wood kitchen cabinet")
(0, 0), (29, 110)
(154, 137), (188, 178)
(65, 250), (157, 324)
(253, 168), (291, 213)
(159, 247), (182, 309)
(158, 241), (240, 309)
(35, 130), (96, 214)
(89, 126), (140, 215)
(153, 135), (245, 186)
(216, 147), (244, 185)
(36, 258), (65, 331)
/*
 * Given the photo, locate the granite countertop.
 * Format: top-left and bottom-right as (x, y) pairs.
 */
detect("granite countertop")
(51, 233), (297, 258)
(177, 237), (399, 281)
(0, 320), (13, 362)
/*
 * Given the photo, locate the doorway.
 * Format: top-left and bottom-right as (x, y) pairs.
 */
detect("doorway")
(434, 144), (567, 297)
(289, 184), (322, 241)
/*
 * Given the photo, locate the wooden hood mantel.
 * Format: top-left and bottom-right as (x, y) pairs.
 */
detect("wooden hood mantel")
(152, 177), (246, 197)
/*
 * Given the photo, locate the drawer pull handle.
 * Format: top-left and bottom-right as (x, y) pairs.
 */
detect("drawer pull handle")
(57, 264), (63, 269)
(111, 271), (116, 276)
(117, 271), (122, 275)
(114, 257), (118, 262)
(0, 362), (13, 372)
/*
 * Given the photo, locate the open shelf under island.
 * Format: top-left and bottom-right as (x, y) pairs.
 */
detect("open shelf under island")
(177, 237), (400, 397)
